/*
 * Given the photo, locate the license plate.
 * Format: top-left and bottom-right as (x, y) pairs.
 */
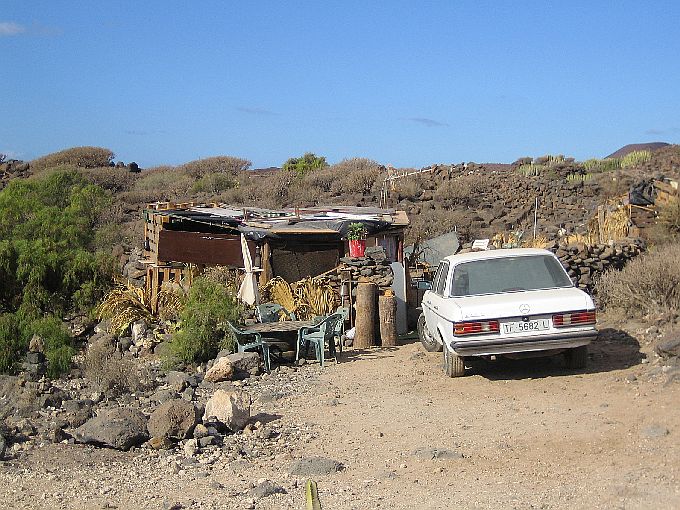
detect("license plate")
(502, 319), (550, 334)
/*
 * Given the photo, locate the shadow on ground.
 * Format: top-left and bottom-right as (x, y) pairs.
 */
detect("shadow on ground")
(463, 327), (643, 380)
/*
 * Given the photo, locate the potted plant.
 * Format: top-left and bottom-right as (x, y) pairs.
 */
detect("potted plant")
(346, 222), (367, 257)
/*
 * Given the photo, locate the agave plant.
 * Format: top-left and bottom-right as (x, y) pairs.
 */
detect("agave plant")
(97, 281), (154, 336)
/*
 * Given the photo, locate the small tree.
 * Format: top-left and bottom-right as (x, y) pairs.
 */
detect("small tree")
(282, 153), (327, 177)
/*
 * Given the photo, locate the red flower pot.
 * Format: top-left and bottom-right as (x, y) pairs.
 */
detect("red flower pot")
(349, 239), (366, 257)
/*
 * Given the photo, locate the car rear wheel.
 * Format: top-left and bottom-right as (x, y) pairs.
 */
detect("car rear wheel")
(443, 342), (465, 377)
(565, 345), (588, 369)
(418, 314), (442, 352)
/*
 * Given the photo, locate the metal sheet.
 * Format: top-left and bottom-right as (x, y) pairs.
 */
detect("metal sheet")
(157, 230), (255, 266)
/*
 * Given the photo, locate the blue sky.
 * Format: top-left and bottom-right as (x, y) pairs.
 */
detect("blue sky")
(2, 1), (679, 169)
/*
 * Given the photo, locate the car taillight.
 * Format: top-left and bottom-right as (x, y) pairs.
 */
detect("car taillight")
(453, 320), (500, 336)
(552, 310), (596, 327)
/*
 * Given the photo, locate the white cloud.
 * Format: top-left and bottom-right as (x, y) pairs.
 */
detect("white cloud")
(0, 22), (26, 37)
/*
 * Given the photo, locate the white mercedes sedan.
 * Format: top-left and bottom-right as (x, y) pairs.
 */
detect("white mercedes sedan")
(418, 248), (597, 377)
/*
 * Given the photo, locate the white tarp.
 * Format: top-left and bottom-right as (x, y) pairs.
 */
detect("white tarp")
(237, 234), (260, 305)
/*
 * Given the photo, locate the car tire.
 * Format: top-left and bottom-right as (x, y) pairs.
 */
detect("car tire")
(443, 342), (465, 377)
(565, 345), (588, 369)
(418, 314), (442, 352)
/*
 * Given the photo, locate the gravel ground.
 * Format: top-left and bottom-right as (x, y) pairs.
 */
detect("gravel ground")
(1, 316), (678, 510)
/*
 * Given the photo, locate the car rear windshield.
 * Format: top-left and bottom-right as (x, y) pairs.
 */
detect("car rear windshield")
(450, 254), (573, 297)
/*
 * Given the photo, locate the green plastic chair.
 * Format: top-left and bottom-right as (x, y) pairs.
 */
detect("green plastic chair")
(334, 306), (350, 355)
(296, 313), (344, 367)
(256, 303), (296, 323)
(226, 321), (274, 372)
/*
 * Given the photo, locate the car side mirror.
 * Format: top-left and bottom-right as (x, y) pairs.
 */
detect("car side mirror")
(416, 280), (432, 291)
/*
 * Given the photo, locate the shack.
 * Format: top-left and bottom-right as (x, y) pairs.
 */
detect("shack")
(141, 202), (409, 303)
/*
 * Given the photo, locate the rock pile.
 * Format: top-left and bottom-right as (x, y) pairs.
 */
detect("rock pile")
(328, 246), (394, 294)
(553, 239), (645, 292)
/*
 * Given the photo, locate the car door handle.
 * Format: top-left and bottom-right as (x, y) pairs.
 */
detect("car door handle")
(433, 306), (439, 310)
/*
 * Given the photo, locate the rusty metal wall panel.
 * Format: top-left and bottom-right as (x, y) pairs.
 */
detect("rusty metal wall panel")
(157, 230), (254, 266)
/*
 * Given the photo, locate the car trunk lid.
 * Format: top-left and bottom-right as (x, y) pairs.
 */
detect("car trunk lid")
(451, 287), (590, 321)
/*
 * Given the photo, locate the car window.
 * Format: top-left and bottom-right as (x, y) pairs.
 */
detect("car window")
(431, 262), (444, 293)
(449, 255), (572, 297)
(435, 261), (449, 295)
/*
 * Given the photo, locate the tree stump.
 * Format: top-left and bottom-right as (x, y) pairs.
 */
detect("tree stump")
(379, 294), (398, 346)
(354, 282), (376, 348)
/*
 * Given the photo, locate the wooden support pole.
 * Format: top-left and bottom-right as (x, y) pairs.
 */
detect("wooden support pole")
(378, 294), (397, 347)
(354, 282), (376, 349)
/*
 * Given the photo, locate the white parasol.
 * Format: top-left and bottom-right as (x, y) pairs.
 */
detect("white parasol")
(237, 234), (260, 305)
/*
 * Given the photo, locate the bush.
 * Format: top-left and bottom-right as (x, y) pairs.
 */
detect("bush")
(31, 147), (114, 174)
(78, 167), (137, 193)
(191, 172), (238, 194)
(84, 338), (141, 395)
(303, 167), (338, 193)
(282, 153), (327, 177)
(181, 156), (251, 178)
(126, 166), (193, 203)
(434, 174), (488, 207)
(0, 314), (23, 373)
(167, 278), (241, 364)
(0, 170), (113, 375)
(26, 316), (75, 378)
(596, 243), (680, 318)
(330, 158), (384, 195)
(658, 197), (680, 237)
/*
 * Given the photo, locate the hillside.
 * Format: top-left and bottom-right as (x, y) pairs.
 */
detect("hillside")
(606, 142), (670, 158)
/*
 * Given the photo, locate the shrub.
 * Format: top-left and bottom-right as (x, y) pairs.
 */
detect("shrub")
(0, 170), (113, 319)
(78, 166), (137, 193)
(84, 338), (141, 395)
(126, 167), (193, 203)
(0, 314), (23, 373)
(331, 158), (384, 195)
(0, 170), (113, 375)
(658, 197), (680, 237)
(191, 172), (238, 194)
(26, 316), (75, 378)
(31, 147), (114, 174)
(282, 153), (327, 177)
(167, 278), (241, 364)
(303, 167), (338, 193)
(181, 156), (251, 178)
(434, 174), (488, 207)
(596, 243), (680, 317)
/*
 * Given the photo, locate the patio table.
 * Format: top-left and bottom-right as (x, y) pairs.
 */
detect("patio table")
(243, 320), (315, 335)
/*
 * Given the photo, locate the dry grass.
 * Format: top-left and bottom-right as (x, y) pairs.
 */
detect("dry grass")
(596, 243), (680, 317)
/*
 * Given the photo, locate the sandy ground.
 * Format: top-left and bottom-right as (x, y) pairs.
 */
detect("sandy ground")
(1, 318), (678, 510)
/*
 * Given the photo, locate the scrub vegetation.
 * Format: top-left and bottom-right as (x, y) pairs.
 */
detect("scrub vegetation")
(0, 170), (115, 375)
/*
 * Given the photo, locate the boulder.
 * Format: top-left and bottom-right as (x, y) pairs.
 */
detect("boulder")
(656, 330), (680, 360)
(288, 457), (344, 476)
(131, 321), (147, 346)
(73, 408), (148, 450)
(203, 389), (251, 431)
(0, 433), (6, 459)
(147, 399), (199, 440)
(203, 357), (235, 383)
(227, 352), (261, 378)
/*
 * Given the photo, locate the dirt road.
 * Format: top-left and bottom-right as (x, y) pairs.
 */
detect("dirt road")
(1, 318), (678, 509)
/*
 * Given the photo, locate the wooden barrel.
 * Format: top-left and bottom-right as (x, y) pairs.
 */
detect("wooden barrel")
(379, 294), (398, 346)
(354, 282), (376, 348)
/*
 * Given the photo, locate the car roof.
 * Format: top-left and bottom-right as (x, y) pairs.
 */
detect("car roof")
(443, 247), (555, 265)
